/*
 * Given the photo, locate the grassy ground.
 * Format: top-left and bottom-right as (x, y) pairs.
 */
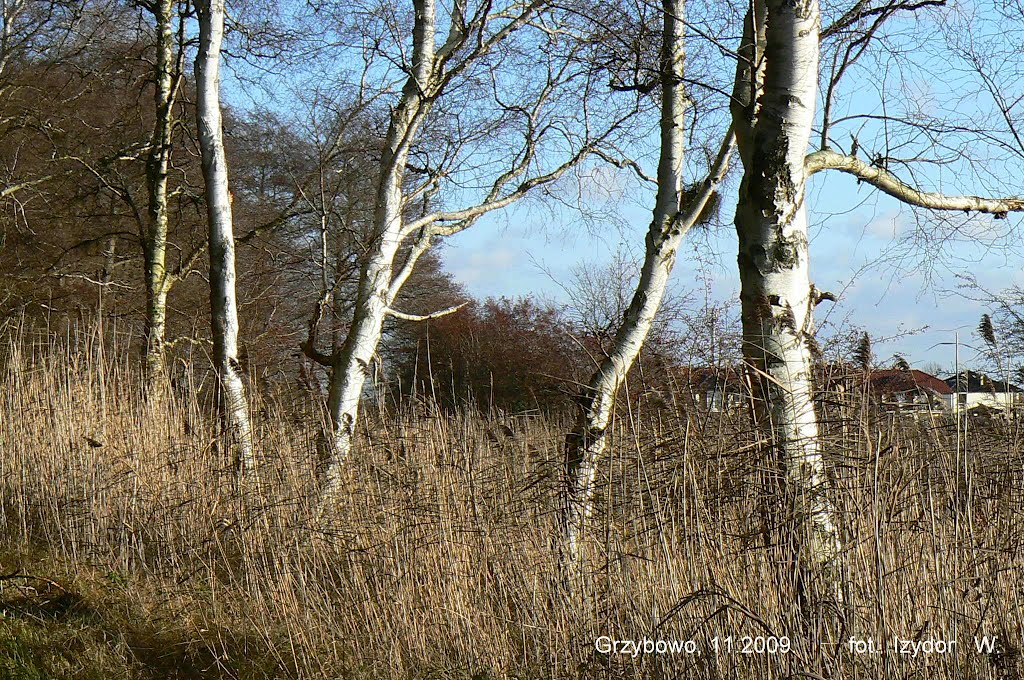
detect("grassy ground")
(2, 327), (1024, 678)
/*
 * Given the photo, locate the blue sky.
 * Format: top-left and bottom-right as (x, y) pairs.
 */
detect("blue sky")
(442, 166), (1024, 374)
(220, 0), (1024, 377)
(438, 3), (1024, 377)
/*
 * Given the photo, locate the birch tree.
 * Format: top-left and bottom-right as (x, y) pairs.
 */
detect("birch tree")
(139, 0), (184, 380)
(195, 0), (255, 472)
(0, 2), (200, 338)
(64, 0), (193, 380)
(50, 0), (199, 381)
(729, 0), (845, 606)
(729, 0), (1024, 604)
(301, 0), (635, 498)
(560, 0), (734, 573)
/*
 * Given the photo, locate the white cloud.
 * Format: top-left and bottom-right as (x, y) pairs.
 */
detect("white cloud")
(444, 244), (520, 290)
(864, 213), (903, 239)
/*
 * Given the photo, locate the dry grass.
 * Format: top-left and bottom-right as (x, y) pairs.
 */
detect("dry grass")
(2, 324), (1024, 679)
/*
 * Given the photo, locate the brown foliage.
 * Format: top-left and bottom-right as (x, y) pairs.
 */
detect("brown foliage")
(391, 296), (584, 414)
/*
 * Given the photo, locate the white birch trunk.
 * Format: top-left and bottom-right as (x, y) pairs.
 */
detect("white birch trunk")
(732, 0), (842, 590)
(561, 0), (726, 573)
(314, 0), (610, 502)
(195, 0), (255, 473)
(319, 0), (437, 497)
(562, 240), (678, 572)
(143, 284), (168, 378)
(322, 222), (402, 492)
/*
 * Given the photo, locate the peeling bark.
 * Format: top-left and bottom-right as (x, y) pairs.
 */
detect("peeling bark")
(732, 0), (843, 603)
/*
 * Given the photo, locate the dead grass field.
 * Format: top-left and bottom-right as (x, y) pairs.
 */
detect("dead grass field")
(2, 325), (1023, 679)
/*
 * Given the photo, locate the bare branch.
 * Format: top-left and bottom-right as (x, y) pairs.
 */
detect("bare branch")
(806, 149), (1024, 216)
(821, 0), (944, 39)
(236, 196), (312, 245)
(0, 175), (53, 199)
(401, 146), (588, 238)
(388, 227), (432, 301)
(590, 148), (657, 186)
(301, 278), (339, 368)
(301, 336), (334, 366)
(385, 301), (468, 322)
(669, 127), (735, 236)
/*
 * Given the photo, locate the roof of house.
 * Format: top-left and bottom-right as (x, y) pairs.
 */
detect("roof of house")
(945, 370), (1022, 393)
(869, 369), (953, 395)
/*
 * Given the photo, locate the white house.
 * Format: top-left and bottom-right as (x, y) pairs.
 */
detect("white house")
(943, 371), (1023, 412)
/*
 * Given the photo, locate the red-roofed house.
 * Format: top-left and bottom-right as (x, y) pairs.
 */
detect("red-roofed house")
(869, 369), (953, 412)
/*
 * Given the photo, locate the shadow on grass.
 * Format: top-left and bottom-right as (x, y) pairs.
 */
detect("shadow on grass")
(0, 569), (289, 680)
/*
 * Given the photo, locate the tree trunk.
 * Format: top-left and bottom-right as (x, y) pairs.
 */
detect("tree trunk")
(319, 0), (436, 496)
(196, 0), (255, 473)
(312, 0), (608, 501)
(143, 283), (168, 379)
(322, 225), (402, 493)
(142, 0), (176, 382)
(562, 237), (679, 573)
(732, 0), (842, 601)
(561, 0), (720, 574)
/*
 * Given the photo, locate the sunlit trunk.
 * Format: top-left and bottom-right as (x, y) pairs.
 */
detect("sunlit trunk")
(563, 238), (679, 572)
(562, 0), (714, 574)
(732, 0), (842, 598)
(319, 0), (436, 497)
(142, 0), (175, 382)
(322, 202), (403, 494)
(196, 0), (255, 473)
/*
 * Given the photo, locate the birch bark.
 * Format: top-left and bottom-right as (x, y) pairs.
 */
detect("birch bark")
(309, 0), (626, 501)
(196, 0), (256, 473)
(319, 0), (437, 496)
(142, 0), (178, 381)
(561, 0), (733, 573)
(731, 0), (842, 593)
(730, 0), (1024, 606)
